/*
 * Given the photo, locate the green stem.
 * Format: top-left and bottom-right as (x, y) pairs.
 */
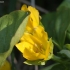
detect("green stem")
(53, 40), (62, 50)
(11, 50), (15, 70)
(52, 55), (63, 63)
(35, 65), (38, 70)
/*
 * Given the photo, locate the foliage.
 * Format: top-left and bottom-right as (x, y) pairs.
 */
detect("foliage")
(0, 10), (29, 67)
(41, 0), (70, 70)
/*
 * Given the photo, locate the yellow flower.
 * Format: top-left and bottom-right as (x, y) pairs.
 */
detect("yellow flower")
(0, 60), (11, 70)
(21, 5), (39, 33)
(16, 5), (53, 61)
(16, 25), (53, 60)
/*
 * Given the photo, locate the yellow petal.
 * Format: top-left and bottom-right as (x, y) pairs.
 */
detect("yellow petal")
(28, 6), (39, 27)
(25, 17), (34, 32)
(19, 41), (39, 60)
(28, 33), (46, 54)
(33, 25), (49, 50)
(44, 39), (53, 60)
(23, 47), (39, 60)
(33, 25), (48, 40)
(21, 5), (40, 33)
(16, 40), (39, 60)
(33, 25), (44, 38)
(46, 39), (53, 60)
(21, 4), (28, 11)
(44, 41), (50, 60)
(20, 33), (44, 54)
(23, 44), (45, 60)
(16, 42), (25, 53)
(21, 33), (35, 45)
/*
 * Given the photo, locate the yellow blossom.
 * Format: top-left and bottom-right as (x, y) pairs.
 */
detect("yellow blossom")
(0, 60), (11, 70)
(16, 5), (53, 61)
(16, 26), (53, 60)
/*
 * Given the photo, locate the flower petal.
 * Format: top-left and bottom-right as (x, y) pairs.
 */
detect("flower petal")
(21, 5), (28, 11)
(16, 42), (25, 53)
(44, 39), (53, 60)
(28, 6), (39, 27)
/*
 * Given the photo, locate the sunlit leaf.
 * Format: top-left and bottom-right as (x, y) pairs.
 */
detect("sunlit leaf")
(0, 10), (29, 66)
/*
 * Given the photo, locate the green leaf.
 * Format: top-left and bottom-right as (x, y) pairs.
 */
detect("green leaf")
(55, 8), (70, 48)
(65, 63), (70, 70)
(24, 60), (45, 65)
(59, 49), (70, 58)
(50, 64), (66, 70)
(41, 12), (58, 46)
(41, 63), (70, 70)
(64, 44), (70, 50)
(41, 63), (59, 70)
(58, 0), (70, 10)
(0, 10), (29, 66)
(66, 22), (70, 41)
(41, 3), (70, 49)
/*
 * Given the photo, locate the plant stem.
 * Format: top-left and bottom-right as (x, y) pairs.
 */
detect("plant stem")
(52, 55), (63, 63)
(11, 50), (15, 70)
(35, 65), (38, 70)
